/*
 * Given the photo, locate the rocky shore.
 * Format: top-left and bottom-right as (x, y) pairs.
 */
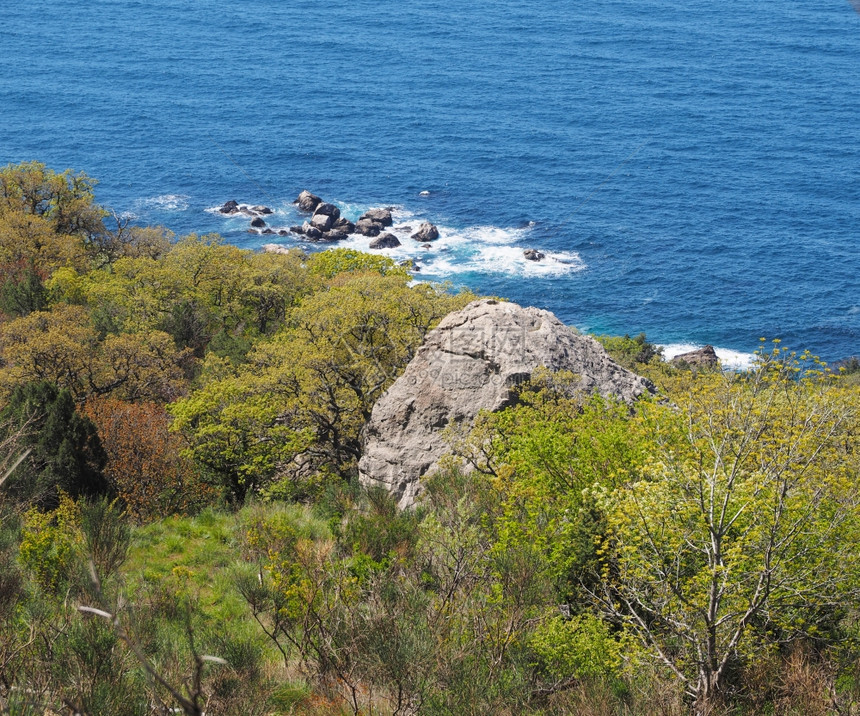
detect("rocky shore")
(218, 190), (551, 269)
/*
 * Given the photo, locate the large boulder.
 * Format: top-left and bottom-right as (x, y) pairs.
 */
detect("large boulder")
(332, 217), (356, 234)
(219, 200), (240, 214)
(523, 249), (545, 261)
(369, 233), (401, 249)
(411, 222), (439, 242)
(671, 345), (719, 368)
(355, 219), (382, 237)
(294, 190), (322, 212)
(313, 202), (341, 221)
(250, 217), (266, 228)
(310, 213), (333, 232)
(359, 208), (393, 227)
(359, 299), (653, 508)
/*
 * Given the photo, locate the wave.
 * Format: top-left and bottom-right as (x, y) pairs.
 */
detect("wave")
(135, 194), (190, 212)
(660, 343), (756, 371)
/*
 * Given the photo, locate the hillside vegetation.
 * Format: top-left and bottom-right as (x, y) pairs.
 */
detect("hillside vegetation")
(1, 162), (859, 715)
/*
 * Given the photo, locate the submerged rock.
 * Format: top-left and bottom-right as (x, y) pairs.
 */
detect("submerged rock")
(359, 299), (654, 508)
(294, 190), (322, 212)
(523, 249), (545, 261)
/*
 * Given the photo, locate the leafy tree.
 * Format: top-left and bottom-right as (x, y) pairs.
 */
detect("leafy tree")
(593, 347), (860, 712)
(0, 262), (47, 317)
(171, 269), (475, 503)
(0, 304), (194, 403)
(83, 397), (212, 521)
(0, 382), (109, 507)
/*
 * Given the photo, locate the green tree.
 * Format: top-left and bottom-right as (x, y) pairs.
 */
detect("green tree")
(171, 267), (475, 502)
(594, 348), (860, 712)
(0, 382), (109, 507)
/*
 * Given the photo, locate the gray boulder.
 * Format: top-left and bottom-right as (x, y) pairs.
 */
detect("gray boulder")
(359, 299), (653, 509)
(313, 202), (341, 221)
(355, 219), (382, 237)
(333, 217), (356, 234)
(323, 230), (348, 242)
(250, 217), (266, 228)
(310, 213), (333, 232)
(219, 200), (240, 214)
(290, 225), (305, 234)
(302, 222), (323, 240)
(523, 249), (545, 261)
(251, 205), (273, 215)
(671, 345), (719, 368)
(411, 222), (439, 242)
(360, 208), (393, 227)
(369, 233), (401, 249)
(294, 190), (322, 212)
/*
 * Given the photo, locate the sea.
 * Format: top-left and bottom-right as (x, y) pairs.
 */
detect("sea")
(2, 0), (859, 366)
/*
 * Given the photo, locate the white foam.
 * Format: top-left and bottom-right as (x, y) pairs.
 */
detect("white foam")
(660, 343), (756, 371)
(138, 194), (189, 212)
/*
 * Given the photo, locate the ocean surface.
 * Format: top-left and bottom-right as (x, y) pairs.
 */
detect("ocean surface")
(2, 0), (859, 364)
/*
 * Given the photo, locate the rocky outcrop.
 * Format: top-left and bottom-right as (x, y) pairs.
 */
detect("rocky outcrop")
(294, 190), (322, 212)
(359, 208), (393, 227)
(310, 213), (332, 232)
(332, 217), (355, 234)
(355, 219), (382, 237)
(313, 202), (341, 220)
(359, 299), (654, 508)
(250, 217), (266, 228)
(523, 249), (545, 261)
(369, 233), (401, 249)
(671, 345), (719, 368)
(411, 222), (439, 242)
(219, 200), (240, 214)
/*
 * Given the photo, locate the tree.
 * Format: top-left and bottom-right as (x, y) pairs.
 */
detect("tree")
(171, 269), (475, 502)
(594, 347), (860, 712)
(0, 382), (109, 507)
(83, 397), (212, 521)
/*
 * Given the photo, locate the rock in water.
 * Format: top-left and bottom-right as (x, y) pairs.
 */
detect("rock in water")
(219, 200), (240, 214)
(294, 190), (322, 212)
(671, 345), (719, 368)
(523, 249), (545, 261)
(332, 217), (356, 234)
(359, 299), (653, 508)
(355, 219), (382, 237)
(411, 222), (439, 242)
(359, 208), (393, 227)
(313, 202), (341, 220)
(310, 213), (332, 232)
(369, 233), (401, 249)
(250, 217), (266, 228)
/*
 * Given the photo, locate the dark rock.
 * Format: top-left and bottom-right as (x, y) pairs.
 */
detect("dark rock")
(359, 208), (393, 227)
(355, 219), (382, 237)
(250, 217), (266, 228)
(671, 345), (720, 368)
(219, 200), (240, 214)
(400, 226), (413, 233)
(302, 222), (323, 240)
(290, 225), (305, 234)
(278, 230), (289, 236)
(310, 213), (332, 232)
(261, 228), (275, 234)
(313, 202), (341, 220)
(251, 205), (273, 215)
(523, 249), (545, 262)
(323, 230), (348, 242)
(411, 222), (439, 242)
(421, 243), (432, 249)
(294, 190), (322, 212)
(359, 300), (654, 508)
(332, 218), (355, 234)
(369, 233), (401, 249)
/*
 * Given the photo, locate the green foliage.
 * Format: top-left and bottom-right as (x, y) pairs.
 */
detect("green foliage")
(529, 613), (622, 681)
(596, 331), (663, 368)
(0, 381), (110, 506)
(306, 247), (409, 279)
(18, 492), (82, 593)
(171, 270), (475, 503)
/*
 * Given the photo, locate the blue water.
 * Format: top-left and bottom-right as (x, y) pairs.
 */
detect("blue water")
(2, 0), (859, 361)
